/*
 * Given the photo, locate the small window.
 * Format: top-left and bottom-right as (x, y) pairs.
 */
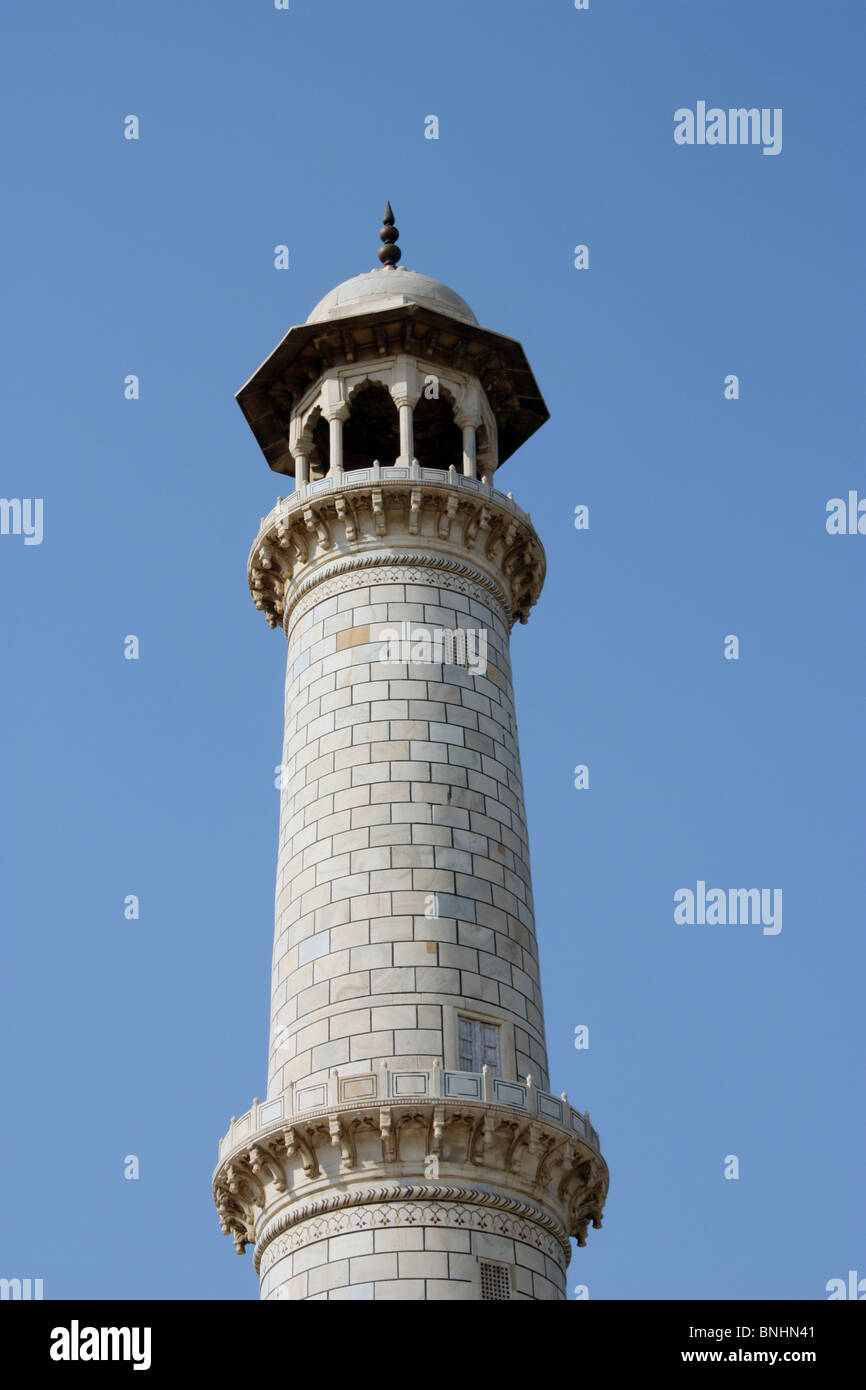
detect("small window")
(458, 1016), (500, 1076)
(480, 1260), (511, 1301)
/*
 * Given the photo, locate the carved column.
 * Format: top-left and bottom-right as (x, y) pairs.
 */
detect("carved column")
(456, 411), (480, 479)
(293, 440), (310, 491)
(391, 356), (421, 467)
(321, 384), (349, 476)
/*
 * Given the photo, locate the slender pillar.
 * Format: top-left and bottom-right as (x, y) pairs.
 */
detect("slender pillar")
(392, 359), (420, 468)
(293, 441), (310, 490)
(398, 401), (414, 466)
(462, 425), (477, 477)
(325, 409), (347, 476)
(456, 414), (479, 479)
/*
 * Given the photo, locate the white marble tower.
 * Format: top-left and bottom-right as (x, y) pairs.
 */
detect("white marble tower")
(213, 208), (608, 1300)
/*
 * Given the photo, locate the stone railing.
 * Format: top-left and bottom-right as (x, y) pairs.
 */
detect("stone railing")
(252, 461), (535, 550)
(247, 462), (546, 630)
(217, 1061), (601, 1165)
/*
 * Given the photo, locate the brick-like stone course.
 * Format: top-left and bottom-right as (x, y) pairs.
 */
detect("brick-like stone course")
(267, 573), (549, 1098)
(260, 1207), (567, 1302)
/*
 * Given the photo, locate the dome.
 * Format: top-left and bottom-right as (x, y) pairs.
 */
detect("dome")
(306, 265), (478, 327)
(236, 206), (550, 481)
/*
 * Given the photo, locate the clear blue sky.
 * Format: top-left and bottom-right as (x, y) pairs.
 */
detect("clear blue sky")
(2, 0), (863, 1300)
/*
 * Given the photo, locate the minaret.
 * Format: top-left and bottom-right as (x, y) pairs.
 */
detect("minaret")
(213, 208), (608, 1301)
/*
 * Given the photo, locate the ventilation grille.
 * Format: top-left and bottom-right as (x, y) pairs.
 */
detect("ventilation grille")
(479, 1261), (511, 1301)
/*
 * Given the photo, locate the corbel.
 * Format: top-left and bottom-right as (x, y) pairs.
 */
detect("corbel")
(371, 489), (387, 537)
(408, 487), (423, 535)
(379, 1107), (396, 1163)
(437, 492), (459, 539)
(282, 1126), (319, 1179)
(303, 506), (332, 550)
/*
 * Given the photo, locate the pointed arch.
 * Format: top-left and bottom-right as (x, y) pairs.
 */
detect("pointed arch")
(414, 387), (462, 472)
(343, 380), (400, 469)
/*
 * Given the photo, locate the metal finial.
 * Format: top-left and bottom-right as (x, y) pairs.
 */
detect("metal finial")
(378, 202), (401, 266)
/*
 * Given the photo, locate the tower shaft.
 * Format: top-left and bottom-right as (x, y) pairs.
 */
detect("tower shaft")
(269, 475), (549, 1102)
(214, 227), (607, 1299)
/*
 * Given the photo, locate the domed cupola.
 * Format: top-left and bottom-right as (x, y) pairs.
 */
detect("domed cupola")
(235, 205), (549, 484)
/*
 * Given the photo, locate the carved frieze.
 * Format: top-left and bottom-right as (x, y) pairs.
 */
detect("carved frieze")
(246, 472), (546, 631)
(212, 1094), (608, 1265)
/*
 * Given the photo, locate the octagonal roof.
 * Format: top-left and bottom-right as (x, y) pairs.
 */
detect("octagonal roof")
(237, 206), (548, 478)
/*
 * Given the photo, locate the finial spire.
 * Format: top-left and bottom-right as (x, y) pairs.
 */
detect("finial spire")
(378, 202), (401, 267)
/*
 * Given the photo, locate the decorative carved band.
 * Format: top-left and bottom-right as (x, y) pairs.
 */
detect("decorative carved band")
(248, 475), (546, 632)
(284, 554), (510, 630)
(213, 1097), (608, 1264)
(258, 1190), (570, 1277)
